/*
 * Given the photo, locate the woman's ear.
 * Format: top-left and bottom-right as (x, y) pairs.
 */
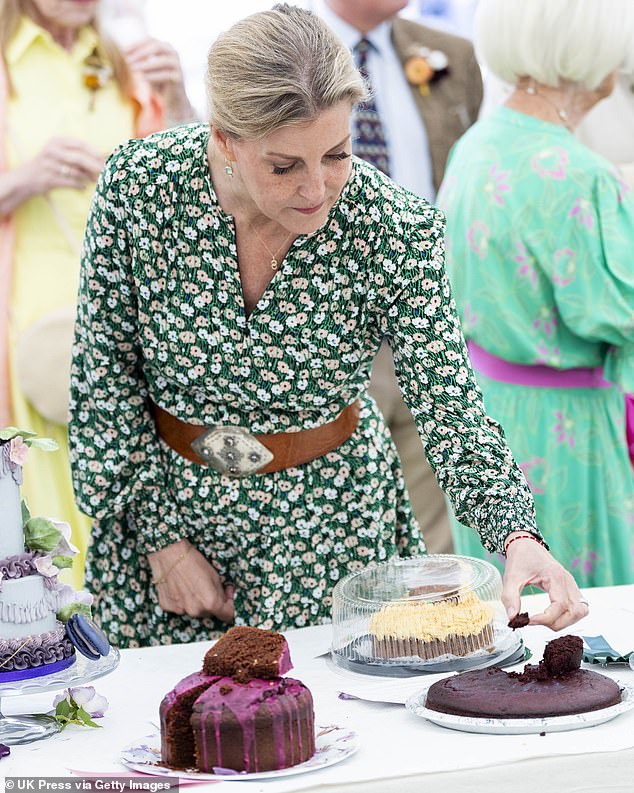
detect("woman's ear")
(210, 125), (237, 162)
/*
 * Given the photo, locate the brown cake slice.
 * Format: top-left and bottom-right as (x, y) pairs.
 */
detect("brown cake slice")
(203, 626), (292, 682)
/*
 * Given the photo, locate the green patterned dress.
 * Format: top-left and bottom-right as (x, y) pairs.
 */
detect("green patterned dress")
(69, 123), (541, 647)
(438, 107), (634, 587)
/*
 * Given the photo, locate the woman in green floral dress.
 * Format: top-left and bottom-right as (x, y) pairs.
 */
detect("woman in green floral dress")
(438, 0), (634, 587)
(68, 5), (586, 647)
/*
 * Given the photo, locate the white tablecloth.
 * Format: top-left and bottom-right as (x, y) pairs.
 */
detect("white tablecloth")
(2, 586), (634, 793)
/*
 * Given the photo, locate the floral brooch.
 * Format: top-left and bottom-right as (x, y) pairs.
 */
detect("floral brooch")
(83, 46), (112, 110)
(404, 47), (449, 96)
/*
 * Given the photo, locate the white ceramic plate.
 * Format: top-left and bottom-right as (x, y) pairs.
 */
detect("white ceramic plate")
(405, 679), (634, 735)
(120, 724), (359, 781)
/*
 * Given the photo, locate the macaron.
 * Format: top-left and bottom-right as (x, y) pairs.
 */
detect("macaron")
(66, 614), (111, 660)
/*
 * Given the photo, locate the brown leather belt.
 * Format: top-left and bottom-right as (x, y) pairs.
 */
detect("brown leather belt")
(149, 399), (360, 477)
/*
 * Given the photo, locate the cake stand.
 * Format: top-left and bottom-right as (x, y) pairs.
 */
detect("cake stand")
(0, 648), (120, 745)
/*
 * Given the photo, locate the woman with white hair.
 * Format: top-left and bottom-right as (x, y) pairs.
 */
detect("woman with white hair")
(438, 0), (634, 586)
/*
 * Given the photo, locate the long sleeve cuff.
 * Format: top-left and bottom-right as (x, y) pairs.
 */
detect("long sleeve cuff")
(126, 488), (187, 555)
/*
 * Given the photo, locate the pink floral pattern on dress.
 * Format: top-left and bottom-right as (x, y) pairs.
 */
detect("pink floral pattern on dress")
(519, 457), (547, 495)
(552, 247), (577, 286)
(514, 242), (538, 286)
(533, 306), (558, 336)
(569, 197), (594, 229)
(553, 411), (575, 448)
(467, 221), (489, 259)
(536, 343), (561, 366)
(484, 164), (510, 206)
(531, 147), (568, 180)
(570, 551), (599, 576)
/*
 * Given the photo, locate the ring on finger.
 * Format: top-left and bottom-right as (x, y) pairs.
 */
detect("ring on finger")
(60, 164), (72, 178)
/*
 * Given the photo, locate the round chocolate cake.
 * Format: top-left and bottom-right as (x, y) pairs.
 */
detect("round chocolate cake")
(191, 676), (315, 773)
(426, 635), (622, 719)
(426, 666), (621, 718)
(160, 626), (316, 773)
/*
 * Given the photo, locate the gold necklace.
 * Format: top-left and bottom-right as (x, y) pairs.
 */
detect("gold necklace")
(246, 221), (294, 271)
(225, 168), (293, 270)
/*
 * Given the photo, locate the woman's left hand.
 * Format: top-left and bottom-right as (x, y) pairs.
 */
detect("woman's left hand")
(501, 534), (589, 631)
(124, 38), (195, 124)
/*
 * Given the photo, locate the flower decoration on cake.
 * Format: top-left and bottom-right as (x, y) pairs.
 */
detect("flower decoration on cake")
(52, 686), (108, 730)
(404, 46), (449, 96)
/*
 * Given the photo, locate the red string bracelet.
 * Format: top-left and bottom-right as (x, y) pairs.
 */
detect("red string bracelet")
(503, 532), (548, 555)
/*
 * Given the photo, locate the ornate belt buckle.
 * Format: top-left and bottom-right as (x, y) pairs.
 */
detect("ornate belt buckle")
(190, 426), (274, 477)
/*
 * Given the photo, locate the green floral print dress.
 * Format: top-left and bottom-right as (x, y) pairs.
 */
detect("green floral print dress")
(69, 123), (541, 647)
(438, 107), (634, 587)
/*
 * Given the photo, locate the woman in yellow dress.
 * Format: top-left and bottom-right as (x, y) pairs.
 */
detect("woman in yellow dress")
(0, 0), (192, 586)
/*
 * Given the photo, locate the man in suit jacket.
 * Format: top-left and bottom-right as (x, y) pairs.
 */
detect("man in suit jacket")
(316, 0), (483, 554)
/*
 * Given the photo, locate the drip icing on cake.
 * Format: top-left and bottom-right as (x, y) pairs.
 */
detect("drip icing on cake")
(191, 676), (314, 773)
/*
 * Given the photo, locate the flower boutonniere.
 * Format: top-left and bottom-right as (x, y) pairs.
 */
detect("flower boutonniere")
(404, 47), (449, 96)
(83, 46), (112, 110)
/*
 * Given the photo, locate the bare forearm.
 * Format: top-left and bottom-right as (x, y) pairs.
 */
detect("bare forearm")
(0, 165), (38, 218)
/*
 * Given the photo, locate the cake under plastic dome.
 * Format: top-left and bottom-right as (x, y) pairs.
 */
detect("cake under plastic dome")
(331, 555), (517, 676)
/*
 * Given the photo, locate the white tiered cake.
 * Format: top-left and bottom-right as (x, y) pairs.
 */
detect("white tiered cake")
(0, 430), (86, 680)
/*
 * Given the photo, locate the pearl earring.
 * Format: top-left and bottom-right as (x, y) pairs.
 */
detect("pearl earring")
(224, 159), (234, 177)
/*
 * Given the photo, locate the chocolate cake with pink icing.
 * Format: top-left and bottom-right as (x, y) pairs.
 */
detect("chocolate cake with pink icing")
(0, 429), (93, 680)
(192, 676), (314, 773)
(160, 626), (316, 772)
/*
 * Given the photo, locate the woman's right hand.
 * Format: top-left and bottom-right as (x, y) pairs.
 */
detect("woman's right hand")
(147, 539), (235, 623)
(24, 136), (105, 194)
(0, 136), (105, 217)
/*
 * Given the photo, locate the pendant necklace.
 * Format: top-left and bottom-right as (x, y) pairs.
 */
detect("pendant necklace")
(224, 160), (293, 271)
(247, 222), (294, 271)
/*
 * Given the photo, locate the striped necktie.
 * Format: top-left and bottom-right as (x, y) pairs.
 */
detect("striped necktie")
(352, 37), (391, 176)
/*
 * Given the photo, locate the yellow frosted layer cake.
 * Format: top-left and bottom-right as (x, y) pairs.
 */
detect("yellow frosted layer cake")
(369, 591), (495, 661)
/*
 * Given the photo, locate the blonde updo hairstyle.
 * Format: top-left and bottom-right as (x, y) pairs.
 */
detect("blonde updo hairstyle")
(475, 0), (634, 90)
(207, 3), (368, 139)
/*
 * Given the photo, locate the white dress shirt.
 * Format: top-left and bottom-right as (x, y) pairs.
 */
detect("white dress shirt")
(315, 1), (436, 201)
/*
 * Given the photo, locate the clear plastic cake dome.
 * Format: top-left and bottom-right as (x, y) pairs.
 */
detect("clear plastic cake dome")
(331, 555), (521, 676)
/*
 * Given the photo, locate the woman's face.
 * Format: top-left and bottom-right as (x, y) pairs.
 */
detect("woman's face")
(26, 0), (98, 31)
(226, 101), (354, 236)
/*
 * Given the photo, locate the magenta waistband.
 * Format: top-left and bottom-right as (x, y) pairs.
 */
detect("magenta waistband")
(467, 341), (612, 389)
